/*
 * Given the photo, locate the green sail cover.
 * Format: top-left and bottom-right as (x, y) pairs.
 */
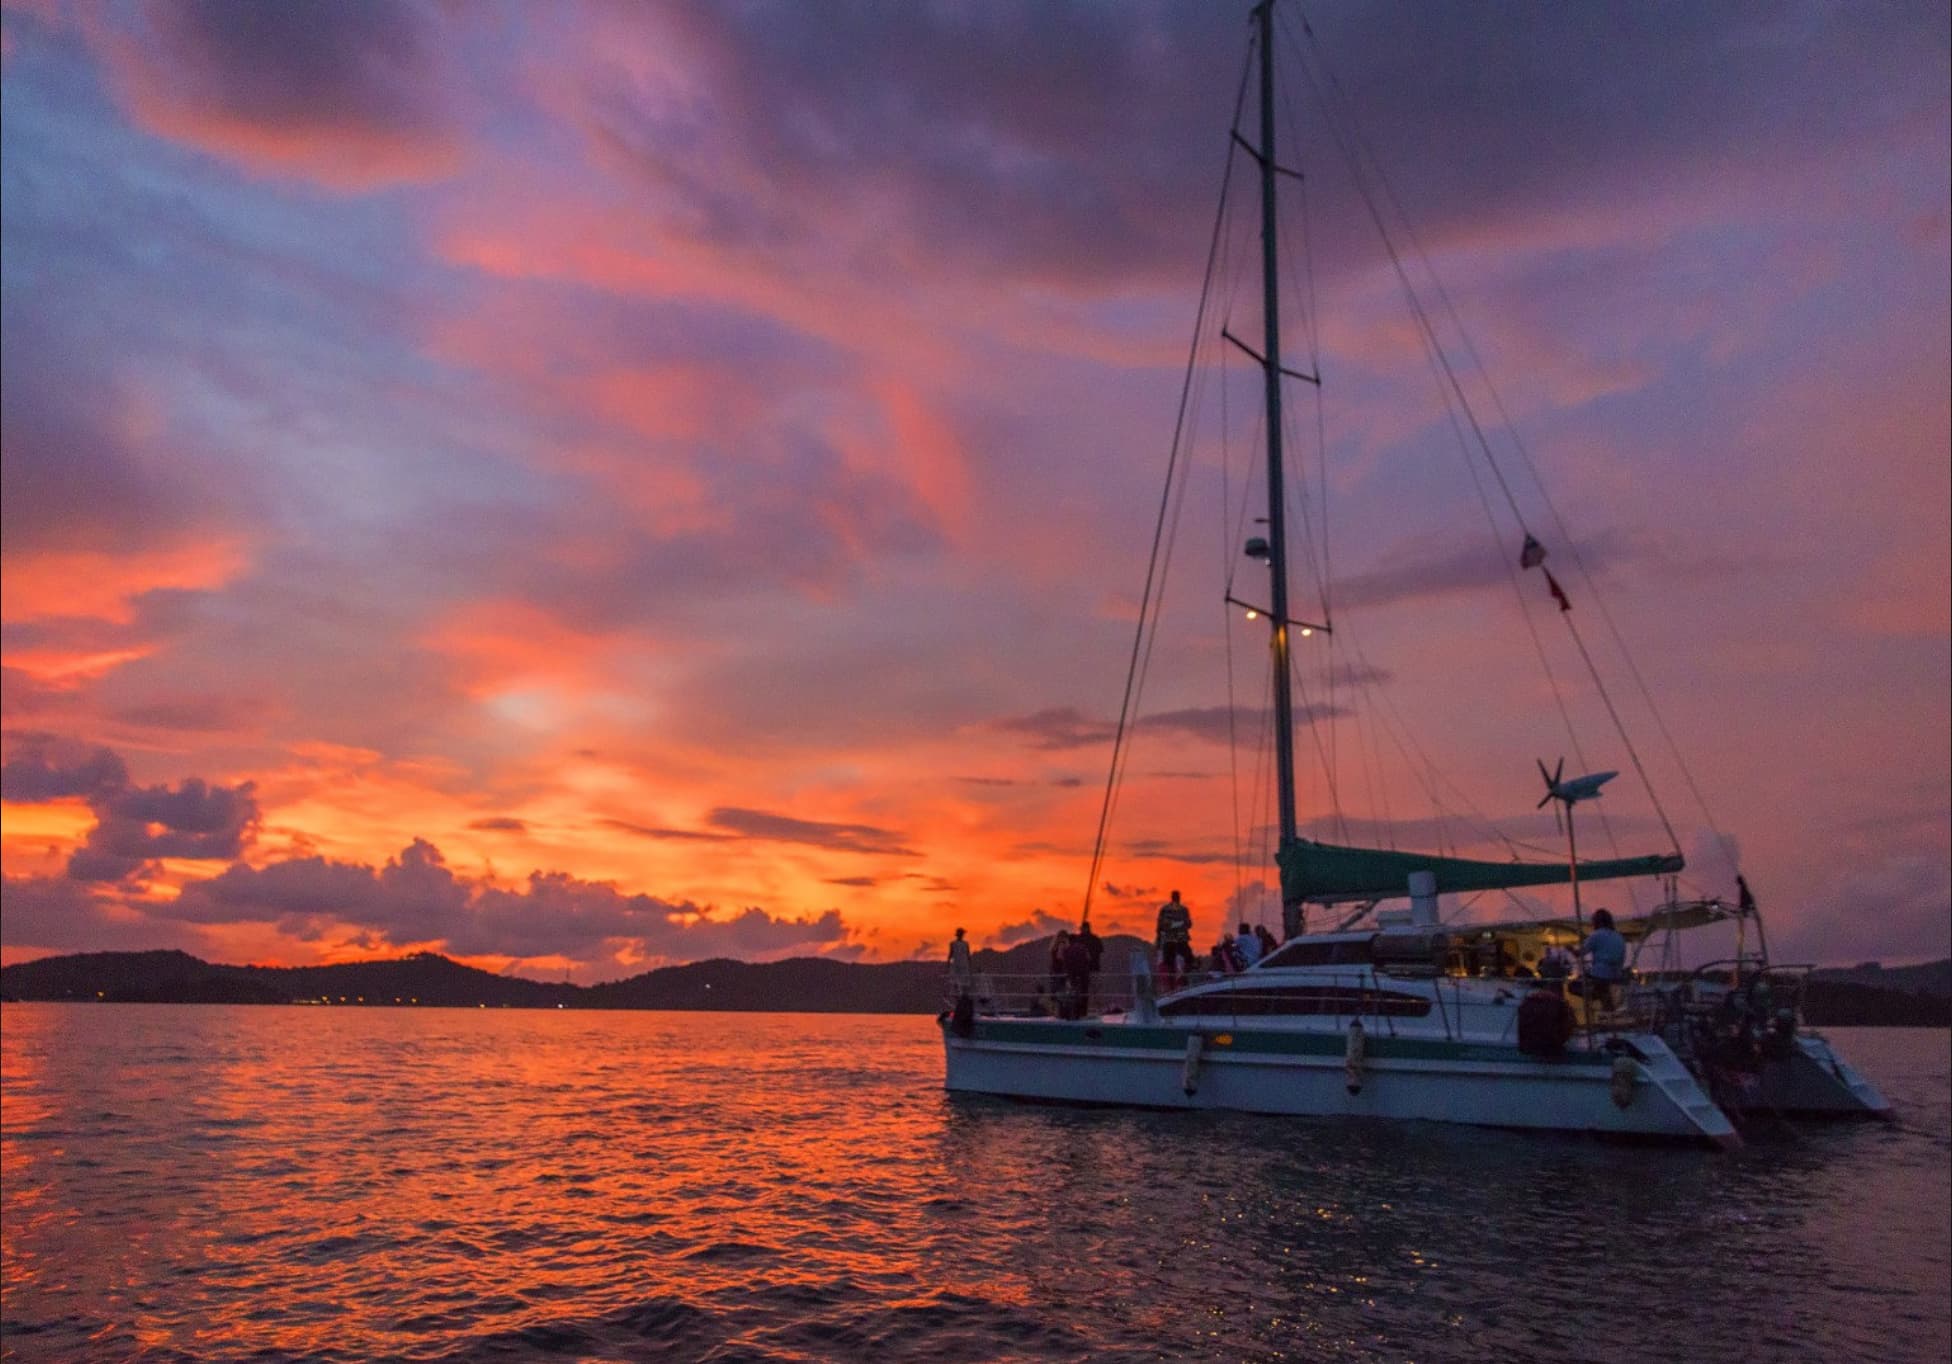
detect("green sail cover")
(1277, 836), (1684, 905)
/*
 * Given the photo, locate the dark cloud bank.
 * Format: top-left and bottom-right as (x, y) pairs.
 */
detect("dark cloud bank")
(0, 736), (856, 971)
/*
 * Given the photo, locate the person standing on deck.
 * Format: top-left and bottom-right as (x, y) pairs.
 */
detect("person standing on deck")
(947, 927), (973, 998)
(1075, 919), (1103, 974)
(1047, 930), (1072, 1015)
(1073, 918), (1104, 1016)
(1155, 891), (1194, 991)
(1576, 908), (1629, 1012)
(1063, 931), (1094, 1020)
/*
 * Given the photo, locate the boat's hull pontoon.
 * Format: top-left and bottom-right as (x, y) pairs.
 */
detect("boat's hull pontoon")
(943, 1014), (1742, 1147)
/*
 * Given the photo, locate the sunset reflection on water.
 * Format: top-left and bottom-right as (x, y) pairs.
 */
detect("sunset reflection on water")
(2, 1007), (1946, 1362)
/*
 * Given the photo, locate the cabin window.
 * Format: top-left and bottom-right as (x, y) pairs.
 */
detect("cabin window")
(1159, 985), (1430, 1018)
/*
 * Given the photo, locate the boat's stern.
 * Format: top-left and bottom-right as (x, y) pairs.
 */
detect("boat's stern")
(1752, 1033), (1895, 1119)
(1605, 1035), (1743, 1150)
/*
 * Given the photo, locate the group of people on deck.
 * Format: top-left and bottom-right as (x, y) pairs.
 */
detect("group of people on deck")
(1154, 889), (1278, 989)
(1044, 922), (1104, 1019)
(945, 895), (1632, 1017)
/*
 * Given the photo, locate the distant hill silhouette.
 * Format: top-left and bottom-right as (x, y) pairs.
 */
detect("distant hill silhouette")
(0, 949), (573, 1009)
(1801, 978), (1950, 1027)
(2, 943), (1943, 1024)
(1810, 959), (1952, 999)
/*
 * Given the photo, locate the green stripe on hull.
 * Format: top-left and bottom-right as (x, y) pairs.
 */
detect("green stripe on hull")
(951, 1017), (1616, 1069)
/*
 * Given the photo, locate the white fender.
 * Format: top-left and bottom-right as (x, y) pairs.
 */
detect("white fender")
(1345, 1020), (1366, 1095)
(1181, 1033), (1204, 1096)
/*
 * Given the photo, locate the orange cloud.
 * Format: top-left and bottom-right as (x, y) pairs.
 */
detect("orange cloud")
(0, 540), (247, 625)
(0, 800), (95, 877)
(121, 102), (458, 192)
(423, 599), (615, 700)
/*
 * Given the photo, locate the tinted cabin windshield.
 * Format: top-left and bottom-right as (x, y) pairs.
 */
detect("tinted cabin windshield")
(1260, 939), (1371, 970)
(1161, 985), (1431, 1018)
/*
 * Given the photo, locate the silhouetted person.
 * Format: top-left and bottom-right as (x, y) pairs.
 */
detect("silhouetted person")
(1540, 942), (1573, 985)
(1255, 924), (1279, 961)
(1235, 922), (1262, 967)
(1076, 919), (1103, 973)
(1063, 931), (1094, 1019)
(947, 926), (973, 997)
(1156, 890), (1193, 991)
(1048, 930), (1071, 1014)
(1210, 936), (1241, 974)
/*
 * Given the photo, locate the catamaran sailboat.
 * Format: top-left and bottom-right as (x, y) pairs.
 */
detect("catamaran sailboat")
(938, 2), (1889, 1146)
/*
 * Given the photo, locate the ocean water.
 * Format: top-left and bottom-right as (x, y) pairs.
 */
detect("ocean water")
(1, 1007), (1945, 1363)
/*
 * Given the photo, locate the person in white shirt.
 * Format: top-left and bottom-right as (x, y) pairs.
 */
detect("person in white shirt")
(947, 927), (973, 995)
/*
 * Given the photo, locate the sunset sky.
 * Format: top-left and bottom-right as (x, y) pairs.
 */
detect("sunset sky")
(2, 1), (1946, 982)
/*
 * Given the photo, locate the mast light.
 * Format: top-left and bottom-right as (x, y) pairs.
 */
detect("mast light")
(1224, 593), (1330, 636)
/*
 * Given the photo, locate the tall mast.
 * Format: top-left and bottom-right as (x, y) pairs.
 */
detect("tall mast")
(1256, 0), (1302, 939)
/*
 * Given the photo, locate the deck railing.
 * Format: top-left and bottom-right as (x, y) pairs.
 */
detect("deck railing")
(947, 967), (1478, 1034)
(945, 970), (1141, 1019)
(945, 963), (1727, 1045)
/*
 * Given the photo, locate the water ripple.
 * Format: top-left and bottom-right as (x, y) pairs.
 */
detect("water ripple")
(1, 1007), (1945, 1362)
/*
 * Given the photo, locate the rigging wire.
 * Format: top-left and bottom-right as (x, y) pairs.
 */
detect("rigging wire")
(1334, 613), (1567, 860)
(1496, 400), (1735, 883)
(1290, 639), (1349, 841)
(1251, 656), (1278, 920)
(1221, 316), (1247, 920)
(1285, 5), (1686, 870)
(1282, 10), (1676, 900)
(1098, 99), (1258, 878)
(1302, 3), (1719, 881)
(1276, 10), (1530, 536)
(1079, 36), (1255, 924)
(1383, 233), (1650, 908)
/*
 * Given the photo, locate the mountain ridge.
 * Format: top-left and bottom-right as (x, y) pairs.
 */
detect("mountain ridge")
(3, 945), (1946, 1024)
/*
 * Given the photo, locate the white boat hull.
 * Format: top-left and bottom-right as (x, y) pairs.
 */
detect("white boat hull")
(942, 1018), (1740, 1148)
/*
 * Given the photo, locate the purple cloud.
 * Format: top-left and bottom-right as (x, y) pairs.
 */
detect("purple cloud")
(109, 696), (267, 735)
(993, 704), (1349, 751)
(156, 838), (854, 966)
(0, 312), (229, 558)
(0, 733), (130, 802)
(596, 818), (736, 843)
(986, 909), (1073, 949)
(101, 0), (461, 190)
(0, 876), (204, 955)
(992, 707), (1117, 752)
(467, 817), (529, 834)
(705, 807), (917, 856)
(69, 776), (262, 883)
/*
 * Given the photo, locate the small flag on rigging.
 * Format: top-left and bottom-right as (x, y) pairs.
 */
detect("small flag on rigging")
(1543, 568), (1571, 612)
(1519, 534), (1547, 569)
